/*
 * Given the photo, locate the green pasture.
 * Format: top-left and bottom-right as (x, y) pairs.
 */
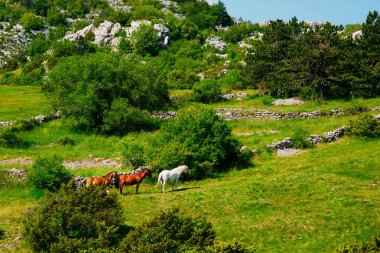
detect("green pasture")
(0, 86), (51, 122)
(0, 86), (379, 252)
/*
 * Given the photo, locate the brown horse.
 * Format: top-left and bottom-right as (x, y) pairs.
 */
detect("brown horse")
(118, 169), (152, 195)
(86, 171), (118, 188)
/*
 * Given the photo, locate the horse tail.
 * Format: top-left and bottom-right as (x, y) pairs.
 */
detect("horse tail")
(155, 173), (162, 189)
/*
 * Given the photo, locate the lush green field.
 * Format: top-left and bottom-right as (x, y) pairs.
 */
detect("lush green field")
(0, 86), (51, 122)
(0, 86), (379, 252)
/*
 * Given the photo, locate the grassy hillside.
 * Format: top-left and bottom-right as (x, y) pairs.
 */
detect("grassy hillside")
(0, 86), (379, 252)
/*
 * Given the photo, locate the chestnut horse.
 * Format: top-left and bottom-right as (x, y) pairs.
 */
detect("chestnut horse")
(86, 171), (118, 188)
(118, 169), (153, 195)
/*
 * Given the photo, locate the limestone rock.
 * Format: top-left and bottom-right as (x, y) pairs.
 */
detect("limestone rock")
(205, 36), (227, 52)
(323, 126), (345, 142)
(267, 137), (293, 150)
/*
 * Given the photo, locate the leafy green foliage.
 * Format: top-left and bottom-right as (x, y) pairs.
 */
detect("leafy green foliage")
(0, 127), (29, 148)
(240, 14), (380, 99)
(57, 136), (76, 145)
(101, 98), (159, 136)
(131, 24), (161, 56)
(27, 156), (71, 191)
(121, 141), (146, 168)
(117, 208), (215, 252)
(46, 52), (169, 134)
(20, 12), (44, 31)
(23, 184), (123, 252)
(192, 79), (222, 103)
(291, 129), (314, 149)
(150, 107), (249, 179)
(0, 227), (5, 239)
(348, 114), (380, 138)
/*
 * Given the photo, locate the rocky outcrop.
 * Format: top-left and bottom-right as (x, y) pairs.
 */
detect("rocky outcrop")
(205, 36), (227, 52)
(277, 148), (301, 157)
(307, 134), (324, 144)
(267, 137), (292, 150)
(107, 0), (132, 12)
(64, 20), (171, 49)
(0, 112), (61, 128)
(216, 108), (323, 120)
(151, 111), (177, 119)
(7, 168), (27, 181)
(323, 126), (345, 142)
(0, 23), (31, 67)
(220, 93), (248, 100)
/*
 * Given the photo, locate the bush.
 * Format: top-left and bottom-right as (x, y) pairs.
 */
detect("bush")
(0, 128), (29, 148)
(291, 129), (314, 149)
(192, 79), (222, 103)
(101, 99), (159, 136)
(347, 114), (380, 138)
(335, 235), (380, 253)
(46, 52), (169, 134)
(121, 141), (146, 168)
(117, 208), (215, 252)
(20, 12), (44, 31)
(151, 107), (250, 179)
(57, 136), (76, 145)
(27, 156), (71, 191)
(23, 185), (123, 252)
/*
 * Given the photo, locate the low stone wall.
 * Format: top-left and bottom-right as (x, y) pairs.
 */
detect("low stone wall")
(0, 112), (61, 128)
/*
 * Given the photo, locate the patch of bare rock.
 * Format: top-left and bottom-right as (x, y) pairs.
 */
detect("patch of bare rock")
(63, 157), (123, 170)
(277, 148), (302, 157)
(272, 97), (306, 106)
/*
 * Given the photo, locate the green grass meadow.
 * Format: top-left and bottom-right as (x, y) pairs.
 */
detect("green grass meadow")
(0, 86), (379, 252)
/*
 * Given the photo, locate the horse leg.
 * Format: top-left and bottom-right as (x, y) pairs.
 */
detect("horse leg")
(136, 183), (140, 194)
(161, 180), (165, 193)
(119, 185), (123, 196)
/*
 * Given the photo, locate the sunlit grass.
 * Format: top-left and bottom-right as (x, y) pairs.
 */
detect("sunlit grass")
(0, 86), (52, 121)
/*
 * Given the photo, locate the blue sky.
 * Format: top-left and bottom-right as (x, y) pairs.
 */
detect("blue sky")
(207, 0), (380, 25)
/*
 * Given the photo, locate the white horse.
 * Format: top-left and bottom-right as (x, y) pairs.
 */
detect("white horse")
(155, 165), (188, 193)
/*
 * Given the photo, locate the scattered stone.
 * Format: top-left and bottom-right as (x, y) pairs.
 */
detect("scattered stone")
(374, 114), (380, 120)
(0, 121), (13, 127)
(220, 93), (248, 100)
(7, 168), (27, 181)
(0, 158), (33, 166)
(307, 134), (324, 145)
(323, 126), (345, 142)
(73, 176), (87, 190)
(151, 111), (177, 119)
(330, 109), (344, 116)
(277, 148), (302, 157)
(267, 137), (293, 150)
(63, 158), (122, 170)
(272, 97), (306, 106)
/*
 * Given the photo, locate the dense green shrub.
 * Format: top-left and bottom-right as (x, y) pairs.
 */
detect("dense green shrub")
(27, 156), (71, 191)
(57, 136), (76, 145)
(121, 141), (146, 168)
(101, 99), (160, 136)
(0, 227), (4, 239)
(347, 114), (380, 138)
(151, 107), (250, 179)
(117, 208), (215, 252)
(335, 235), (380, 253)
(23, 185), (123, 252)
(0, 128), (29, 148)
(20, 12), (44, 31)
(46, 52), (169, 134)
(131, 24), (161, 56)
(192, 79), (222, 103)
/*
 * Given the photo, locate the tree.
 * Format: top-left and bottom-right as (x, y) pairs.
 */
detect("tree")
(131, 24), (161, 56)
(46, 52), (169, 134)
